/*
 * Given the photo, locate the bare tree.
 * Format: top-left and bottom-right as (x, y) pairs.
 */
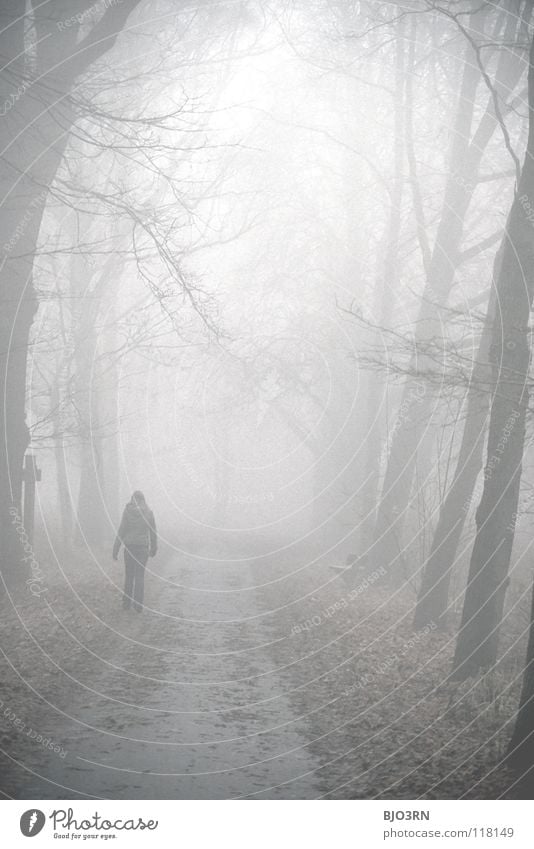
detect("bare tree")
(374, 5), (529, 580)
(452, 27), (534, 680)
(0, 0), (143, 579)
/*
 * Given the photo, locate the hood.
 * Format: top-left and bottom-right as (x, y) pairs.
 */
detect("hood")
(126, 500), (150, 517)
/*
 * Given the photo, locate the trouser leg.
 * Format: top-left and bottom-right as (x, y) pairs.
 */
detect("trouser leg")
(129, 547), (148, 611)
(134, 562), (145, 609)
(123, 550), (135, 608)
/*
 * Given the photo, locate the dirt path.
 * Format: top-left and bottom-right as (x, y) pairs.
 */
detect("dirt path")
(2, 538), (524, 800)
(14, 549), (324, 799)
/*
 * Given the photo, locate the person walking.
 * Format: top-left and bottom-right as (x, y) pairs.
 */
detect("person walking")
(113, 491), (157, 612)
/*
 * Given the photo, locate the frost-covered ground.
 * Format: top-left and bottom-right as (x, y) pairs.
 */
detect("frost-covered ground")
(0, 534), (529, 799)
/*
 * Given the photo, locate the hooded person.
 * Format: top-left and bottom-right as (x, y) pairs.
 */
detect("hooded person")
(113, 491), (157, 612)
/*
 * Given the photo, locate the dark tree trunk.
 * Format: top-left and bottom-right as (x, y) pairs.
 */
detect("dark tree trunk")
(374, 40), (479, 576)
(413, 253), (500, 630)
(451, 32), (534, 680)
(507, 578), (534, 783)
(374, 9), (526, 580)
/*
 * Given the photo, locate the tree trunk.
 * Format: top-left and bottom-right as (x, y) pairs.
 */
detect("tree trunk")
(507, 578), (534, 784)
(0, 182), (50, 579)
(451, 32), (534, 680)
(374, 9), (526, 580)
(360, 16), (404, 550)
(51, 370), (74, 549)
(413, 251), (500, 630)
(0, 1), (142, 578)
(73, 264), (109, 547)
(101, 302), (121, 532)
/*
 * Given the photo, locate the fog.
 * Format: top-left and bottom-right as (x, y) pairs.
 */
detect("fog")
(2, 0), (534, 801)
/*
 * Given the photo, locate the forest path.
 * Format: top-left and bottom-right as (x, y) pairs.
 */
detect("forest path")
(17, 546), (324, 799)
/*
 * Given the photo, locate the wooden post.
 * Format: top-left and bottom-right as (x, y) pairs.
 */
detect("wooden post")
(23, 454), (41, 546)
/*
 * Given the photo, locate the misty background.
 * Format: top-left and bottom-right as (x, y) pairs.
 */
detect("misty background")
(1, 0), (534, 800)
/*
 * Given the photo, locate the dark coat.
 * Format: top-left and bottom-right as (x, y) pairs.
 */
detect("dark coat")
(113, 501), (157, 558)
